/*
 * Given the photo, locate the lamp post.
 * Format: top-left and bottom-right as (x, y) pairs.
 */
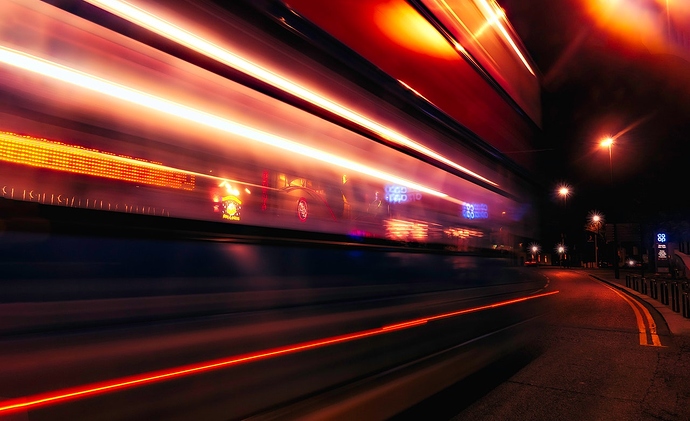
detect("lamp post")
(600, 136), (619, 279)
(556, 185), (571, 261)
(600, 137), (614, 184)
(558, 185), (571, 207)
(557, 243), (566, 267)
(587, 211), (604, 268)
(529, 243), (540, 263)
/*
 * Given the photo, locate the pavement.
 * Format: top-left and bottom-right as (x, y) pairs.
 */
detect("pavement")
(583, 267), (690, 337)
(447, 267), (690, 421)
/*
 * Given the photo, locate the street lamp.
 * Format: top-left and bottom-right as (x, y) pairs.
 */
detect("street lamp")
(600, 136), (614, 183)
(556, 243), (566, 267)
(600, 136), (619, 279)
(587, 211), (604, 268)
(556, 184), (571, 261)
(529, 243), (541, 262)
(557, 184), (571, 207)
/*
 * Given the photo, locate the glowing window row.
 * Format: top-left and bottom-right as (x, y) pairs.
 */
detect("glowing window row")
(0, 131), (195, 190)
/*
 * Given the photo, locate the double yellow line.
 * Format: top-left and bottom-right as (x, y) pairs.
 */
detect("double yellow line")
(596, 279), (663, 347)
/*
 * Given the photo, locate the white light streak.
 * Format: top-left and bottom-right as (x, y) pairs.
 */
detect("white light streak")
(0, 46), (459, 203)
(84, 0), (497, 186)
(474, 0), (535, 76)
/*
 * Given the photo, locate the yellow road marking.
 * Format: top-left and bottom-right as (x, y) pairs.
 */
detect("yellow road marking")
(596, 280), (663, 347)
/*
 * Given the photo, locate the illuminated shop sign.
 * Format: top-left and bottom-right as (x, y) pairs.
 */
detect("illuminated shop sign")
(221, 195), (242, 221)
(655, 241), (669, 272)
(461, 203), (488, 220)
(656, 243), (667, 260)
(215, 180), (243, 221)
(384, 185), (422, 204)
(656, 233), (667, 243)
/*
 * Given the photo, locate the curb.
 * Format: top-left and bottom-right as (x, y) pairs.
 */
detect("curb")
(588, 273), (690, 338)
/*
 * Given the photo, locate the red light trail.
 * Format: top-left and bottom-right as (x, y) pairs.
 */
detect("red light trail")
(0, 290), (558, 415)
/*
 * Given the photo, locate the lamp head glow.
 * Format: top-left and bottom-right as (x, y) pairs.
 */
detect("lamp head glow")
(600, 137), (614, 148)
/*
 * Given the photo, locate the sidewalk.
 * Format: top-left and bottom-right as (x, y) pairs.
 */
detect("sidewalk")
(584, 268), (690, 337)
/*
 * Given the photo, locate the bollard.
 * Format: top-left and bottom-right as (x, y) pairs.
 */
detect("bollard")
(625, 274), (631, 288)
(671, 282), (680, 312)
(683, 292), (690, 319)
(650, 278), (658, 300)
(641, 277), (648, 295)
(634, 276), (640, 292)
(660, 281), (669, 305)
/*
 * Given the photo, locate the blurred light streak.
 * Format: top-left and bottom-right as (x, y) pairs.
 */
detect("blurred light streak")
(398, 80), (434, 104)
(0, 131), (196, 190)
(424, 290), (558, 322)
(0, 46), (455, 202)
(384, 218), (429, 241)
(374, 0), (457, 58)
(585, 0), (670, 53)
(0, 290), (558, 415)
(664, 0), (690, 18)
(610, 113), (655, 140)
(381, 320), (429, 330)
(435, 0), (474, 38)
(83, 0), (498, 187)
(473, 0), (536, 76)
(420, 0), (508, 92)
(444, 227), (482, 238)
(542, 27), (590, 87)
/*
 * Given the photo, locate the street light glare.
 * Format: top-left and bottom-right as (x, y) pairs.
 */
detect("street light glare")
(586, 210), (604, 231)
(588, 210), (604, 225)
(600, 137), (614, 148)
(599, 136), (614, 184)
(586, 210), (604, 268)
(556, 183), (572, 206)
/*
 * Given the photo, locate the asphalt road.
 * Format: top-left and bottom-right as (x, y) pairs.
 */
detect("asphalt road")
(0, 227), (549, 421)
(398, 268), (690, 421)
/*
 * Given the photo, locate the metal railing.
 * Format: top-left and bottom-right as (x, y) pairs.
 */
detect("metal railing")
(623, 274), (689, 319)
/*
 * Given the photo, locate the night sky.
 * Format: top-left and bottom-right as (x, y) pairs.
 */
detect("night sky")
(500, 0), (690, 249)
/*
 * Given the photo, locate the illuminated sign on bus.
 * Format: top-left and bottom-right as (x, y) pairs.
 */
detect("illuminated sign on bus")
(384, 185), (422, 204)
(462, 203), (488, 220)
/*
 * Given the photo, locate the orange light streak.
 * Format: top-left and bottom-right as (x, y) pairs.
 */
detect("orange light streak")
(0, 131), (195, 190)
(384, 218), (429, 241)
(0, 290), (558, 415)
(398, 80), (434, 104)
(83, 0), (498, 187)
(474, 0), (536, 76)
(0, 46), (457, 203)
